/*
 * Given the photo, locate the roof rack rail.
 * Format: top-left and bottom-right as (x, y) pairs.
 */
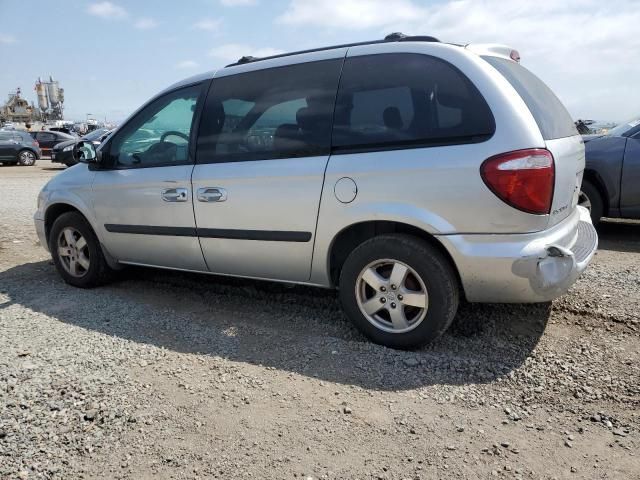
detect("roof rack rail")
(237, 55), (259, 64)
(384, 32), (439, 42)
(225, 32), (441, 68)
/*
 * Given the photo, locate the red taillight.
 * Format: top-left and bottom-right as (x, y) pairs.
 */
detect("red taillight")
(481, 148), (555, 215)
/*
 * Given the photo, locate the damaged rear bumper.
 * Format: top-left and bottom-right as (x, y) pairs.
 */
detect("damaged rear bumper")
(437, 207), (598, 303)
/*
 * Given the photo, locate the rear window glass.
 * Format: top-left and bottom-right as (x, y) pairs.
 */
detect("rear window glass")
(198, 59), (343, 163)
(332, 53), (495, 151)
(482, 56), (577, 140)
(36, 132), (55, 142)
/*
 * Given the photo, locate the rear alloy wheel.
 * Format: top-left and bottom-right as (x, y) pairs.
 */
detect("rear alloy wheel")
(17, 150), (36, 166)
(355, 259), (428, 334)
(339, 234), (459, 349)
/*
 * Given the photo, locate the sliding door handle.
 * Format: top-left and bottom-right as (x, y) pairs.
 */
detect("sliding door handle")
(162, 188), (189, 202)
(197, 187), (227, 202)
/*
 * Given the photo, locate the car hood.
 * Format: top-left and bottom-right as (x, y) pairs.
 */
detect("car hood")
(53, 138), (79, 151)
(53, 137), (103, 151)
(45, 161), (94, 188)
(581, 134), (608, 143)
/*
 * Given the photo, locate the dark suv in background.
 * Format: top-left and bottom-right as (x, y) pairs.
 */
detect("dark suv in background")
(580, 117), (640, 224)
(0, 130), (41, 166)
(29, 130), (76, 158)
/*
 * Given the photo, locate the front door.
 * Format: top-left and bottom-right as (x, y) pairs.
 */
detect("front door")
(92, 83), (208, 271)
(621, 134), (640, 218)
(192, 56), (344, 282)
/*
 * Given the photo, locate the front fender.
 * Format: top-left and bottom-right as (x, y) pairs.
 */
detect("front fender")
(43, 193), (99, 240)
(40, 167), (99, 242)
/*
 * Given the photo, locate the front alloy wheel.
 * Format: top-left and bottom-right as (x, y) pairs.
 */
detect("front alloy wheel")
(57, 227), (91, 278)
(49, 211), (114, 288)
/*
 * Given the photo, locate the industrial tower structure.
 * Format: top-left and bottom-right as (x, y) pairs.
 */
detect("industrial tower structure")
(35, 76), (65, 121)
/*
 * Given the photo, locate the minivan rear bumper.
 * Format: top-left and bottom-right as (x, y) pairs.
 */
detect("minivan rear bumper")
(437, 206), (597, 303)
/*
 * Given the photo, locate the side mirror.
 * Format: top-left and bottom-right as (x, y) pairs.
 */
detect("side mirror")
(73, 141), (99, 164)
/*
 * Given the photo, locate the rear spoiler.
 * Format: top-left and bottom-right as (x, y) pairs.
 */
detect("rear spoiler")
(465, 44), (520, 62)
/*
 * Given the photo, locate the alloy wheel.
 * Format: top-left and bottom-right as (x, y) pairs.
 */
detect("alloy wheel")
(19, 150), (36, 166)
(57, 227), (90, 278)
(355, 259), (429, 334)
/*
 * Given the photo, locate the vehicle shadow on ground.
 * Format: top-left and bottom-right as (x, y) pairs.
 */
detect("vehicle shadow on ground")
(597, 219), (640, 254)
(0, 261), (551, 391)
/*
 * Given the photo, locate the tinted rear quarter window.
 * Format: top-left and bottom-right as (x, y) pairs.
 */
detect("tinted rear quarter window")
(482, 56), (577, 140)
(332, 53), (495, 151)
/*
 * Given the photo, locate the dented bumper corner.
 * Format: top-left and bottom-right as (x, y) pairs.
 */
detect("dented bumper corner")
(437, 207), (598, 303)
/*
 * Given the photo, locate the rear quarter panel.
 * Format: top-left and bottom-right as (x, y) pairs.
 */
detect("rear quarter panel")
(545, 135), (584, 227)
(310, 43), (552, 286)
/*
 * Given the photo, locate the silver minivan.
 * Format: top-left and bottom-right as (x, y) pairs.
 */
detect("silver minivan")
(35, 34), (597, 349)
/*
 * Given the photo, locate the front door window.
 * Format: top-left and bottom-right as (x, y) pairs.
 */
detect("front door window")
(109, 85), (201, 168)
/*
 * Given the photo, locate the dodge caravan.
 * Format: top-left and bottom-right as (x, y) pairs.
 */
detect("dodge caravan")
(35, 34), (597, 348)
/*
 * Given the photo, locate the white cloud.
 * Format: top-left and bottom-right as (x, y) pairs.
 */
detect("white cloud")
(175, 60), (199, 69)
(277, 0), (423, 30)
(193, 18), (222, 31)
(277, 0), (640, 120)
(0, 34), (16, 44)
(220, 0), (257, 5)
(134, 17), (158, 30)
(209, 44), (284, 63)
(87, 1), (128, 19)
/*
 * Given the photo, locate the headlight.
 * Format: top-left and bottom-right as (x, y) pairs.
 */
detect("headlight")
(63, 144), (74, 152)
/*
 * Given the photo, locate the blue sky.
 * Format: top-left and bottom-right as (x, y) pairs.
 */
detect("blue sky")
(1, 0), (638, 123)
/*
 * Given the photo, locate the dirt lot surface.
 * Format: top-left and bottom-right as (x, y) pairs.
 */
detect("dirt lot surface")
(1, 161), (638, 479)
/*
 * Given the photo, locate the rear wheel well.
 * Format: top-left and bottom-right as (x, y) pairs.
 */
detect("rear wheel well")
(583, 170), (609, 215)
(328, 221), (462, 291)
(45, 204), (82, 243)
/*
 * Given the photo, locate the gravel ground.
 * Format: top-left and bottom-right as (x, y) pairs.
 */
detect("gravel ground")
(0, 161), (638, 479)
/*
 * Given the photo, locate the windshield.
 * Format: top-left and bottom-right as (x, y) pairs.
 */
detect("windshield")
(83, 128), (108, 141)
(606, 117), (640, 137)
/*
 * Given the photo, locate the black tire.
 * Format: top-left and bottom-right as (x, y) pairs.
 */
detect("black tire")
(339, 234), (459, 349)
(580, 180), (604, 226)
(49, 211), (114, 288)
(17, 149), (37, 166)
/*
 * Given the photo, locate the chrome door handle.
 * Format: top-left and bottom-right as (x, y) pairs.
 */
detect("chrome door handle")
(162, 187), (189, 202)
(197, 187), (227, 202)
